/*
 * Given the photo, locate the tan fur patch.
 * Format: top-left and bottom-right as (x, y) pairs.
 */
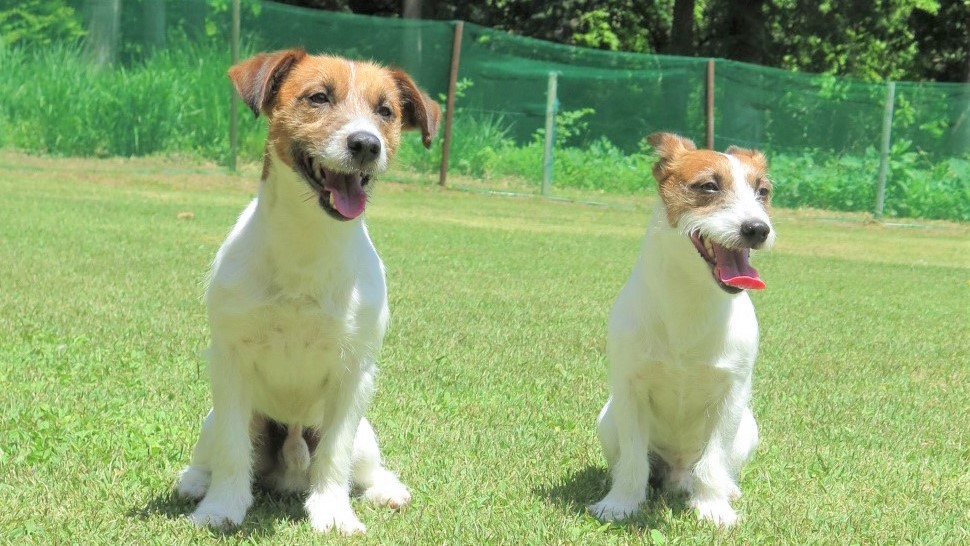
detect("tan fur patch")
(648, 133), (772, 225)
(227, 50), (439, 179)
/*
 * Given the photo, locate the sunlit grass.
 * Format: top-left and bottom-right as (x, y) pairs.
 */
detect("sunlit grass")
(0, 152), (967, 544)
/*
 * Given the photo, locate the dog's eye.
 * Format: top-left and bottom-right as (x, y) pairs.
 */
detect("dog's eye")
(307, 92), (330, 105)
(695, 181), (719, 193)
(376, 105), (393, 118)
(757, 186), (771, 199)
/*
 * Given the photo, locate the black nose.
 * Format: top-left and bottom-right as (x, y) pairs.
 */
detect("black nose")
(741, 220), (771, 245)
(347, 131), (381, 163)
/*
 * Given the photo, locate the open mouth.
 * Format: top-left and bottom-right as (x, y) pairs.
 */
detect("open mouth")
(296, 151), (371, 221)
(689, 231), (766, 293)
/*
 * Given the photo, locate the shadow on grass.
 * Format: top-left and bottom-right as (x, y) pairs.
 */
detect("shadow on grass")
(533, 465), (691, 532)
(128, 488), (306, 539)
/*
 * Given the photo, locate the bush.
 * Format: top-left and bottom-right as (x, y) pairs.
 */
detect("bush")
(0, 0), (85, 48)
(770, 144), (970, 221)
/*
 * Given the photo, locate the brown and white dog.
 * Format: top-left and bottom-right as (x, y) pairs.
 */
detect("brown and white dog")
(176, 49), (439, 534)
(589, 133), (774, 527)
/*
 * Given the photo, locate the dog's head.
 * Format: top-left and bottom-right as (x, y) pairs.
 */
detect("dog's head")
(228, 49), (441, 221)
(648, 132), (775, 293)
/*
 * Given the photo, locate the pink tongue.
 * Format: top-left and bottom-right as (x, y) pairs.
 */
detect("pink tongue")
(711, 244), (766, 290)
(323, 172), (366, 219)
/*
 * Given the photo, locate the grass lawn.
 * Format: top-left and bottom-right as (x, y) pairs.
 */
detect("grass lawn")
(0, 151), (968, 545)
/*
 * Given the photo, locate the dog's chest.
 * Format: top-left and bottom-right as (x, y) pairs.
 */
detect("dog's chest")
(227, 295), (375, 423)
(638, 360), (729, 432)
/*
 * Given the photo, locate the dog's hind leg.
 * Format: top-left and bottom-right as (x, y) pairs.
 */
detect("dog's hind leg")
(729, 407), (759, 478)
(351, 418), (411, 510)
(176, 409), (216, 500)
(595, 399), (619, 468)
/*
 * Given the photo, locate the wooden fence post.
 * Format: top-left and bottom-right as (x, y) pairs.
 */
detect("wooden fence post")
(438, 21), (464, 187)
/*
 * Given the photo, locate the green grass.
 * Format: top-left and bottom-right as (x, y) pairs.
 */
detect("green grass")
(0, 151), (968, 544)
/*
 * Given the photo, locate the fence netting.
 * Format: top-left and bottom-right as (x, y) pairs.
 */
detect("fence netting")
(3, 0), (968, 218)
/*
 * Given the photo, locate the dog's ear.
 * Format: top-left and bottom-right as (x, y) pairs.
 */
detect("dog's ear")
(389, 69), (441, 148)
(648, 132), (696, 160)
(648, 132), (696, 183)
(725, 145), (768, 170)
(228, 48), (307, 118)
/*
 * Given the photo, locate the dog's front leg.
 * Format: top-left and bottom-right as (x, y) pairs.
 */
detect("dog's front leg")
(188, 348), (255, 528)
(304, 372), (374, 535)
(689, 406), (746, 527)
(589, 387), (650, 521)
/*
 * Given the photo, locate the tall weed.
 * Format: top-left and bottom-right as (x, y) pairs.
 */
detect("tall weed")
(0, 40), (265, 161)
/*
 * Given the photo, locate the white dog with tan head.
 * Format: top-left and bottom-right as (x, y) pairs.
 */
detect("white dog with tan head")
(175, 48), (439, 534)
(589, 132), (775, 527)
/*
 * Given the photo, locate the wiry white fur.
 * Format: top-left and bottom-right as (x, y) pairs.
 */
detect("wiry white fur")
(589, 156), (773, 527)
(176, 128), (408, 533)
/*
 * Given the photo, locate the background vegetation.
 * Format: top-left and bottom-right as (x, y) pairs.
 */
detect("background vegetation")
(2, 39), (965, 221)
(0, 0), (966, 222)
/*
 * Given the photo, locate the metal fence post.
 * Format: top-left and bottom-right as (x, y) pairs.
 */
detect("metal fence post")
(706, 58), (715, 149)
(874, 81), (895, 218)
(438, 21), (464, 187)
(542, 71), (558, 197)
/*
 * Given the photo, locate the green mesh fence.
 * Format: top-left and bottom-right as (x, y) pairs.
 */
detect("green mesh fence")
(2, 0), (968, 218)
(247, 2), (969, 156)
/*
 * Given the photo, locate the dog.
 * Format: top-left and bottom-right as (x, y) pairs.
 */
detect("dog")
(588, 132), (775, 527)
(175, 48), (440, 535)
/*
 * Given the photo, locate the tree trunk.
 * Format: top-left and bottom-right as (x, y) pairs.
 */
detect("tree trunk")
(668, 0), (695, 56)
(720, 0), (766, 64)
(143, 0), (166, 52)
(86, 0), (121, 66)
(401, 0), (423, 76)
(657, 0), (697, 138)
(717, 0), (768, 147)
(402, 0), (421, 19)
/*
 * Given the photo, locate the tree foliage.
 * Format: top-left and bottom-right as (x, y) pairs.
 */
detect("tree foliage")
(277, 0), (969, 82)
(0, 0), (85, 48)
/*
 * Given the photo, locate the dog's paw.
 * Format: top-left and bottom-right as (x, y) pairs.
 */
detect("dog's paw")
(691, 497), (738, 527)
(362, 473), (411, 510)
(188, 493), (251, 529)
(176, 466), (210, 500)
(306, 491), (366, 535)
(588, 494), (643, 522)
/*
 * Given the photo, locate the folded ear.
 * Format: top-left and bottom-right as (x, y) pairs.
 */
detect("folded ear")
(389, 68), (441, 148)
(647, 132), (696, 160)
(647, 132), (696, 183)
(228, 48), (306, 118)
(725, 145), (768, 170)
